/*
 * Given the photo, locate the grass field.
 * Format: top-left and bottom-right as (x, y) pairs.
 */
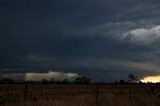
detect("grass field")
(0, 84), (160, 106)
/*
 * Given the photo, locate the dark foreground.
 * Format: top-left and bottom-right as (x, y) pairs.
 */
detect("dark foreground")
(0, 84), (160, 106)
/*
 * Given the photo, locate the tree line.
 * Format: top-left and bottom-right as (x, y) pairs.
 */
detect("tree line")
(0, 74), (158, 84)
(0, 76), (91, 84)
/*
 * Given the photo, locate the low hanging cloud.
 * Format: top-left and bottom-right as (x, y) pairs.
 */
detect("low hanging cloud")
(123, 25), (160, 45)
(25, 71), (79, 81)
(0, 71), (79, 81)
(0, 73), (25, 81)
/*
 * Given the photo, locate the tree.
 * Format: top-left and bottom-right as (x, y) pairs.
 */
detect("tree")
(128, 74), (138, 83)
(50, 77), (55, 84)
(41, 79), (48, 84)
(119, 80), (126, 84)
(62, 79), (69, 84)
(0, 78), (14, 82)
(74, 77), (91, 84)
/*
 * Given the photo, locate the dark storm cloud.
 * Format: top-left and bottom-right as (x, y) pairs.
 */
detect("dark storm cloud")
(1, 0), (160, 81)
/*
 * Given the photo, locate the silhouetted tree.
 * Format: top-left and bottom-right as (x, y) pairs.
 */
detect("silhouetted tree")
(62, 79), (69, 84)
(114, 80), (118, 84)
(74, 77), (91, 84)
(50, 77), (55, 84)
(41, 79), (49, 84)
(0, 78), (14, 82)
(119, 80), (126, 84)
(138, 80), (143, 84)
(128, 74), (138, 83)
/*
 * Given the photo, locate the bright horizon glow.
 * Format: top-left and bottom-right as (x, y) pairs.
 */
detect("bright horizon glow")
(141, 75), (160, 83)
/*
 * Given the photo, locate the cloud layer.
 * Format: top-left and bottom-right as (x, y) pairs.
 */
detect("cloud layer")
(1, 0), (160, 81)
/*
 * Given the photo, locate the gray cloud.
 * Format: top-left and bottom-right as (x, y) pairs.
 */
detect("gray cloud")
(123, 25), (160, 45)
(25, 71), (78, 81)
(0, 71), (79, 81)
(0, 73), (25, 81)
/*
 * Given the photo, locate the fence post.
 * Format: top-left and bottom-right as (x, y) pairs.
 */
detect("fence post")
(150, 86), (154, 94)
(129, 85), (132, 100)
(24, 85), (28, 105)
(95, 85), (99, 106)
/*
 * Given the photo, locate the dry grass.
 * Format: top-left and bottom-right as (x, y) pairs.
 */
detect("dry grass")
(0, 84), (160, 106)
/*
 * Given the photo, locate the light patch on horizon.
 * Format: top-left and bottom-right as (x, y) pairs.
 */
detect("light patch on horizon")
(25, 71), (79, 81)
(141, 75), (160, 83)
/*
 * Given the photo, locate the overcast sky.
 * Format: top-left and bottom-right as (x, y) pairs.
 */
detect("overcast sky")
(1, 0), (160, 81)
